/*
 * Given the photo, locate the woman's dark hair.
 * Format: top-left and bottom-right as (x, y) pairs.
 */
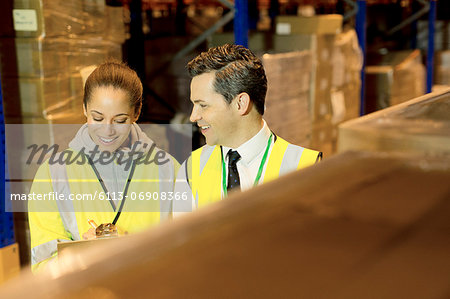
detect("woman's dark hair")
(187, 44), (267, 115)
(83, 60), (143, 116)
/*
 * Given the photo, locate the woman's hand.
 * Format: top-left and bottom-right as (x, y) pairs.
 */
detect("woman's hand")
(82, 228), (96, 240)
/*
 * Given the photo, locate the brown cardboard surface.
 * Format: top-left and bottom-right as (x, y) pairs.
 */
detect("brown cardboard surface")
(338, 88), (450, 155)
(57, 238), (117, 257)
(275, 15), (343, 35)
(1, 152), (449, 298)
(0, 37), (69, 77)
(263, 51), (312, 147)
(0, 243), (20, 285)
(2, 75), (70, 117)
(13, 0), (85, 38)
(310, 120), (336, 156)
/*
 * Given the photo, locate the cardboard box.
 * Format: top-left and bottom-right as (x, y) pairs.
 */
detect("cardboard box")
(338, 88), (450, 155)
(57, 238), (116, 257)
(0, 243), (20, 285)
(275, 15), (343, 35)
(13, 0), (84, 38)
(310, 120), (336, 157)
(2, 75), (71, 117)
(0, 37), (69, 77)
(5, 152), (450, 298)
(263, 51), (312, 147)
(209, 32), (316, 54)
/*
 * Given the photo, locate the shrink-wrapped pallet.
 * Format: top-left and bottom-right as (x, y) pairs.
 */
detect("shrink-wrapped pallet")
(12, 0), (85, 38)
(0, 35), (121, 120)
(263, 51), (312, 146)
(312, 30), (362, 156)
(0, 37), (69, 77)
(67, 37), (122, 73)
(2, 75), (70, 117)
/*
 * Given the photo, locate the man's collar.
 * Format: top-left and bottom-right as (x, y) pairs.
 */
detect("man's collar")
(222, 120), (271, 164)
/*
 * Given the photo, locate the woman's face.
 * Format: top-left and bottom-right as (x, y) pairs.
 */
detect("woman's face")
(83, 86), (138, 152)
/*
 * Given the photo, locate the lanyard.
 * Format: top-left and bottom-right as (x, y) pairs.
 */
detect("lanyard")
(85, 155), (137, 225)
(221, 134), (273, 198)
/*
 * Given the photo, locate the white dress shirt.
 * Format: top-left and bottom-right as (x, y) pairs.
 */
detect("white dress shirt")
(173, 120), (274, 217)
(222, 120), (273, 193)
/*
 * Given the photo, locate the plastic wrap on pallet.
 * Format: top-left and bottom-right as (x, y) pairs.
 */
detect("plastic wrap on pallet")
(67, 37), (122, 73)
(311, 30), (362, 157)
(330, 29), (362, 124)
(13, 0), (85, 38)
(2, 75), (71, 118)
(338, 88), (450, 155)
(314, 31), (362, 124)
(0, 35), (122, 121)
(2, 72), (88, 120)
(262, 51), (312, 147)
(82, 0), (106, 35)
(0, 37), (69, 77)
(104, 5), (127, 43)
(0, 36), (122, 79)
(43, 95), (85, 124)
(391, 51), (425, 106)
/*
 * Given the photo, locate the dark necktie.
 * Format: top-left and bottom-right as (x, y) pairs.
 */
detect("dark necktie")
(227, 150), (241, 191)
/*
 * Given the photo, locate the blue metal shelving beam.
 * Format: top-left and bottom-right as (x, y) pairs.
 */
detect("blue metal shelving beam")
(0, 73), (15, 248)
(234, 0), (249, 47)
(356, 0), (367, 116)
(427, 0), (437, 93)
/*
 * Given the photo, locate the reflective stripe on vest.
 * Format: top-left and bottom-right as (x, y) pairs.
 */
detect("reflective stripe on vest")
(191, 136), (320, 207)
(158, 157), (177, 221)
(49, 161), (81, 242)
(31, 239), (69, 266)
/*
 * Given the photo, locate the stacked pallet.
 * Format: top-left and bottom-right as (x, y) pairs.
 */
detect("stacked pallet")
(0, 0), (125, 124)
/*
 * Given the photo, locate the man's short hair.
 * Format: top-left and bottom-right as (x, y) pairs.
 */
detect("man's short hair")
(187, 44), (267, 115)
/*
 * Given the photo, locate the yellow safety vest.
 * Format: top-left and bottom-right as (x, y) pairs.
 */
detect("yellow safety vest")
(29, 149), (179, 272)
(188, 136), (321, 207)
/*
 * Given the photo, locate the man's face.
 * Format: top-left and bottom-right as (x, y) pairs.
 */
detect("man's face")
(189, 72), (239, 147)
